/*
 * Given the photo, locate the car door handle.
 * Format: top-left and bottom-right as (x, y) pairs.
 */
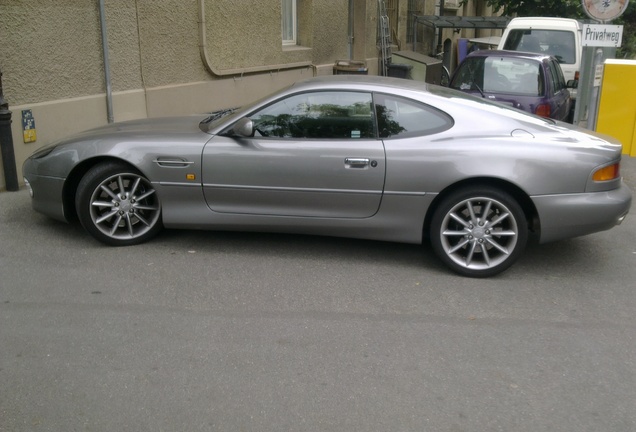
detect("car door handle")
(345, 158), (370, 168)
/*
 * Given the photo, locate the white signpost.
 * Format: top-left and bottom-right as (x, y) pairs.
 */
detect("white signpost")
(582, 24), (624, 47)
(574, 0), (629, 129)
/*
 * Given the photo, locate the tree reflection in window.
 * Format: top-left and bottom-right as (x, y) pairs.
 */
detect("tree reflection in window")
(375, 104), (406, 138)
(374, 94), (453, 139)
(250, 92), (375, 139)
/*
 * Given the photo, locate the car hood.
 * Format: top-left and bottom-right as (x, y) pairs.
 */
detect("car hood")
(73, 115), (208, 137)
(26, 115), (212, 166)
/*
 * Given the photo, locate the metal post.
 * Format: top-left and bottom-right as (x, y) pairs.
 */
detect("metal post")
(0, 69), (19, 192)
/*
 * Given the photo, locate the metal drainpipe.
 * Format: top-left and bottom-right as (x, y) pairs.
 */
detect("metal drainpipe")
(98, 0), (114, 123)
(348, 0), (354, 59)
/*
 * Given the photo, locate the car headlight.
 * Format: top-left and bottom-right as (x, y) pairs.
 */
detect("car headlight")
(29, 144), (57, 159)
(24, 177), (33, 197)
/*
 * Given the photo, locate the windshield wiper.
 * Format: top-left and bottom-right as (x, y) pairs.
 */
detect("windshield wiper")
(200, 107), (239, 125)
(473, 82), (486, 98)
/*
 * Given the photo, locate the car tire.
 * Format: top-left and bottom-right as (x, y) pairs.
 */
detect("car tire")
(430, 186), (528, 278)
(75, 161), (163, 246)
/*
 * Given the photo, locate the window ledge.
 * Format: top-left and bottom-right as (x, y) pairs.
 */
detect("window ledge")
(283, 45), (311, 52)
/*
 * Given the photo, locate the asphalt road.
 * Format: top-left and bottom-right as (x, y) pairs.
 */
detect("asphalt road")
(1, 157), (635, 432)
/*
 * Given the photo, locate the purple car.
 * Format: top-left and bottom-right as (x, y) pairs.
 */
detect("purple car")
(449, 50), (573, 122)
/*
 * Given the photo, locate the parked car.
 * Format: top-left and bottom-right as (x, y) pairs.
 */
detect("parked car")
(22, 75), (631, 277)
(449, 50), (572, 122)
(498, 17), (582, 96)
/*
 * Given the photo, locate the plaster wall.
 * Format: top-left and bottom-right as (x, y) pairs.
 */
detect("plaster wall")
(0, 0), (378, 190)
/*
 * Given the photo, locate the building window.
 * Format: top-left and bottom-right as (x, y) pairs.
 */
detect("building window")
(282, 0), (297, 45)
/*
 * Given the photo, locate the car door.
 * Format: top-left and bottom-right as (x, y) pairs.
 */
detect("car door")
(201, 90), (386, 218)
(547, 59), (570, 121)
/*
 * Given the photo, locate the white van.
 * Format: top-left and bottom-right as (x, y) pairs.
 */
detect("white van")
(498, 17), (582, 99)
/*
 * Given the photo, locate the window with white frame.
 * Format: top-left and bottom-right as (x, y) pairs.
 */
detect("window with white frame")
(282, 0), (297, 45)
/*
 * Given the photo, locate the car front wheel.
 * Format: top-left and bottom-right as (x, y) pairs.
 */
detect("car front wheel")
(430, 186), (528, 277)
(76, 162), (162, 246)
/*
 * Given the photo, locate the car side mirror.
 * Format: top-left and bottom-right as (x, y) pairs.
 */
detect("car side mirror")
(567, 79), (578, 89)
(232, 117), (254, 137)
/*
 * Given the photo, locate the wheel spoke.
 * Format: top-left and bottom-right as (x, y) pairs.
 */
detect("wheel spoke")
(487, 211), (510, 228)
(100, 185), (119, 201)
(136, 189), (156, 201)
(480, 242), (492, 265)
(124, 213), (134, 236)
(448, 237), (470, 254)
(466, 201), (478, 223)
(465, 241), (478, 265)
(92, 200), (115, 208)
(485, 237), (509, 255)
(442, 229), (468, 236)
(108, 214), (123, 236)
(96, 209), (119, 224)
(133, 203), (159, 211)
(482, 200), (492, 221)
(129, 177), (141, 198)
(491, 230), (516, 237)
(449, 212), (471, 229)
(134, 212), (151, 227)
(117, 175), (126, 197)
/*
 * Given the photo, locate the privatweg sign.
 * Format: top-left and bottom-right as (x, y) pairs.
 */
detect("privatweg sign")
(582, 24), (624, 47)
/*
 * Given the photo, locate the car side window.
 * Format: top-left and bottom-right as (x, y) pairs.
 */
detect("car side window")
(549, 60), (566, 92)
(374, 93), (452, 139)
(249, 91), (375, 139)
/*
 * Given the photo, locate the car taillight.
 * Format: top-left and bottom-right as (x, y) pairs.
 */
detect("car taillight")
(535, 103), (551, 118)
(593, 162), (621, 182)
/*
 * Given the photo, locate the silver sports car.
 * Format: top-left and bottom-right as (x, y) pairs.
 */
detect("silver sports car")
(23, 75), (632, 277)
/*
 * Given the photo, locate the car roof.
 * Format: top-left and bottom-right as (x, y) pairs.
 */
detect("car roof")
(506, 17), (582, 30)
(465, 49), (551, 62)
(289, 74), (433, 94)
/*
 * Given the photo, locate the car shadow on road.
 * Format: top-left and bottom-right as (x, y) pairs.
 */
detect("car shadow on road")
(155, 228), (607, 279)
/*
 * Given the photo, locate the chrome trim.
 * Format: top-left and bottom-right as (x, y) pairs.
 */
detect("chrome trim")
(203, 183), (382, 194)
(153, 159), (195, 168)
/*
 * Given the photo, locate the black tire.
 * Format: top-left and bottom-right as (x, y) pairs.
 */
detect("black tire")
(430, 186), (528, 278)
(75, 162), (162, 246)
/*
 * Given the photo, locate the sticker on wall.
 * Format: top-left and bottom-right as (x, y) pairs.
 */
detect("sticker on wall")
(22, 109), (37, 143)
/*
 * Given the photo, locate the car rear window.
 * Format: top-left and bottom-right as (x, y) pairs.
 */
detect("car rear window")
(503, 29), (576, 64)
(451, 57), (544, 96)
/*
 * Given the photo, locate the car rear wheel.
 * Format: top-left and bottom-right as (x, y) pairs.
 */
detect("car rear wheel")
(76, 162), (162, 246)
(430, 186), (528, 277)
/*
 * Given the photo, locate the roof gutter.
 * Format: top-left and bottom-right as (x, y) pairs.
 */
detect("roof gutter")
(197, 0), (313, 77)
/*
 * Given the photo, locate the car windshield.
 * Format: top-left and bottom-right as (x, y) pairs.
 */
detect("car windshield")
(503, 29), (576, 64)
(199, 83), (299, 133)
(450, 57), (543, 96)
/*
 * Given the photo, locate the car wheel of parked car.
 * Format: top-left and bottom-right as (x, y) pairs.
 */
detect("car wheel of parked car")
(430, 186), (528, 278)
(76, 162), (163, 246)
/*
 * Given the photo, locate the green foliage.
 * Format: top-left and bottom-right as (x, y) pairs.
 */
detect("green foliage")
(484, 0), (636, 58)
(485, 0), (586, 18)
(617, 5), (636, 58)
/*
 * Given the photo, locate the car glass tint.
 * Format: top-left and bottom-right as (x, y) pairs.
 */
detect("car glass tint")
(484, 57), (542, 96)
(374, 94), (452, 139)
(550, 60), (566, 91)
(450, 58), (484, 91)
(503, 29), (576, 64)
(249, 91), (374, 139)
